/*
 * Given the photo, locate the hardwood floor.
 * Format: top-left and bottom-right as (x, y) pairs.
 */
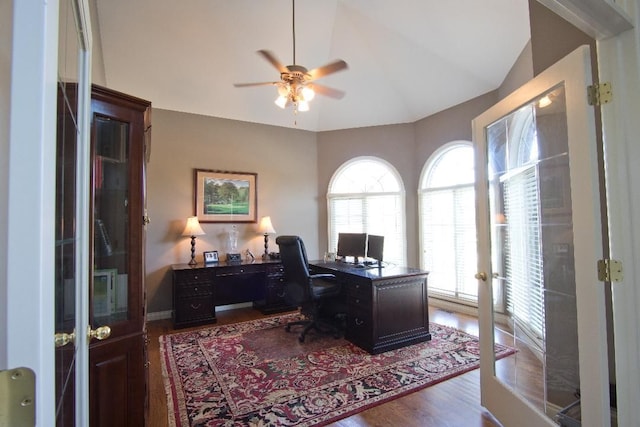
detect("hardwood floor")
(146, 306), (504, 427)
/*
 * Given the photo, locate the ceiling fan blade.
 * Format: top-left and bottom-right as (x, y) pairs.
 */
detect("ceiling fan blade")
(312, 84), (345, 99)
(307, 60), (348, 80)
(257, 50), (289, 74)
(233, 82), (278, 88)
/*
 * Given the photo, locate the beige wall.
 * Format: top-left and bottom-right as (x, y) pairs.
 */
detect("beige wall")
(146, 110), (319, 313)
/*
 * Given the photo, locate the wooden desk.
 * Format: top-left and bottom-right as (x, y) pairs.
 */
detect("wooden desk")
(310, 261), (431, 354)
(171, 260), (293, 328)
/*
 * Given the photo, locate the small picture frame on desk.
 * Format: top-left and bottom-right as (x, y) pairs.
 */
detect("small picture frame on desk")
(203, 250), (219, 264)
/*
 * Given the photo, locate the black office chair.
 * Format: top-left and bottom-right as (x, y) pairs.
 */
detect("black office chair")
(276, 235), (344, 342)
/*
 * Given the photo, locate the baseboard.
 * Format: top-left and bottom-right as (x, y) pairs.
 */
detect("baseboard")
(428, 297), (510, 326)
(147, 302), (254, 322)
(147, 310), (172, 321)
(429, 297), (479, 317)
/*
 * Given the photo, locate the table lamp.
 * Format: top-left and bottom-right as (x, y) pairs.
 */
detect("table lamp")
(258, 216), (276, 259)
(182, 216), (205, 266)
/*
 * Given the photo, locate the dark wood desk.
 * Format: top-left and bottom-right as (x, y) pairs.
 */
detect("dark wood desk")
(309, 261), (431, 354)
(171, 260), (293, 328)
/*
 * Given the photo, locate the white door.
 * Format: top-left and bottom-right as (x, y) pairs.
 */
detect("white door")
(55, 0), (93, 425)
(6, 0), (92, 424)
(473, 45), (612, 427)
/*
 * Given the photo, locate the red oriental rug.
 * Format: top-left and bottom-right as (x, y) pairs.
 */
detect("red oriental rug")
(159, 313), (515, 427)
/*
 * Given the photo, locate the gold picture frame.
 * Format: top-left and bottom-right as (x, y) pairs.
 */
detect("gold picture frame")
(194, 169), (257, 223)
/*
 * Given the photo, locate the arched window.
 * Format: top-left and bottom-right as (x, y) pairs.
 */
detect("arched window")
(327, 157), (406, 265)
(419, 142), (477, 303)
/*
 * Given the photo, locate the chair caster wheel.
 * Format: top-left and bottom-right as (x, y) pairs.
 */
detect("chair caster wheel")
(285, 325), (291, 332)
(298, 335), (305, 343)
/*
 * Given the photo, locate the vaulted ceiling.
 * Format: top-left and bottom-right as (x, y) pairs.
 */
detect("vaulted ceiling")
(94, 0), (531, 131)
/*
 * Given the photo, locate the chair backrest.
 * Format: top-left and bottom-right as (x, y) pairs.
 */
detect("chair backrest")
(275, 235), (311, 305)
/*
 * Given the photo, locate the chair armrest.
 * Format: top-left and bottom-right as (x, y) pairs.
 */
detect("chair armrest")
(309, 273), (336, 280)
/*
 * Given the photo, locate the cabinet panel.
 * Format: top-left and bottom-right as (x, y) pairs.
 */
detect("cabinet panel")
(89, 333), (146, 427)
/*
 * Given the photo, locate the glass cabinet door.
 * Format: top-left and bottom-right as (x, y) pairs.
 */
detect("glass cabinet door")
(92, 116), (131, 325)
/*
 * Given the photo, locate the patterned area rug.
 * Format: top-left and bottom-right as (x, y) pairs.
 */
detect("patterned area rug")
(160, 313), (515, 427)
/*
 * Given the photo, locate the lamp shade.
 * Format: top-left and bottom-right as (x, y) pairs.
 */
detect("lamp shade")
(258, 216), (276, 235)
(181, 216), (205, 237)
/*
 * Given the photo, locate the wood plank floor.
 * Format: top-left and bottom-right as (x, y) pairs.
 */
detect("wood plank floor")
(146, 306), (504, 427)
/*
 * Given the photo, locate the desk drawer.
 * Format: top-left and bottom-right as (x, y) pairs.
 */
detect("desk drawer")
(215, 264), (263, 277)
(174, 296), (215, 324)
(174, 269), (210, 285)
(266, 264), (285, 276)
(346, 281), (372, 301)
(175, 283), (212, 298)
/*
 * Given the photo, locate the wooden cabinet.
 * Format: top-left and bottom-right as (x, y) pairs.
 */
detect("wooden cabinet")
(172, 260), (295, 328)
(172, 268), (215, 328)
(89, 85), (151, 426)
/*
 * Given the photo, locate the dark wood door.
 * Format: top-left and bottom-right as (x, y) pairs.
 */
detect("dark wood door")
(89, 85), (151, 426)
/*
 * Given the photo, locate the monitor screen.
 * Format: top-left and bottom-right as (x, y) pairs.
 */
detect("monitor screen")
(367, 234), (384, 262)
(336, 233), (367, 259)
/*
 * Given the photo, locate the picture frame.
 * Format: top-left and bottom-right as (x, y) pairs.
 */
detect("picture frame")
(203, 250), (219, 264)
(194, 169), (257, 223)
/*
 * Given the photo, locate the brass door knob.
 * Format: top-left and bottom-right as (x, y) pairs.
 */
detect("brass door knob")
(54, 330), (76, 348)
(475, 272), (488, 281)
(88, 325), (111, 342)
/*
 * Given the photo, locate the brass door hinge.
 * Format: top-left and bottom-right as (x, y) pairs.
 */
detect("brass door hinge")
(0, 367), (35, 427)
(587, 82), (612, 106)
(597, 259), (623, 282)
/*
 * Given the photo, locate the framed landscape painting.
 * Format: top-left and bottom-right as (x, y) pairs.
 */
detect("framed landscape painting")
(194, 169), (257, 223)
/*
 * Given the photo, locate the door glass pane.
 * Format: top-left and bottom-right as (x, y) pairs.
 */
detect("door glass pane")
(486, 85), (582, 421)
(55, 0), (80, 424)
(93, 117), (130, 326)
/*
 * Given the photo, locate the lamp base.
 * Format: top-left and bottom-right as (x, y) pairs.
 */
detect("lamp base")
(188, 236), (197, 266)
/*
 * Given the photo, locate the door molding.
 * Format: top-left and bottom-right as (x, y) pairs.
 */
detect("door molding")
(536, 0), (633, 39)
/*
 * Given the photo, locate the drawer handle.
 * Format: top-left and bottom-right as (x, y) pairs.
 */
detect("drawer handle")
(194, 287), (198, 292)
(355, 298), (360, 304)
(190, 303), (202, 310)
(354, 318), (364, 326)
(277, 291), (286, 298)
(194, 275), (199, 280)
(240, 269), (244, 273)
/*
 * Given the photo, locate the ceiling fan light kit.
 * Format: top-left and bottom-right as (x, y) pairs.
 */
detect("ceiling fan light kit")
(234, 0), (348, 114)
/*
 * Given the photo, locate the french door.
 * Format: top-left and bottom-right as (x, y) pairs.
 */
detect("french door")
(473, 45), (612, 426)
(55, 0), (93, 425)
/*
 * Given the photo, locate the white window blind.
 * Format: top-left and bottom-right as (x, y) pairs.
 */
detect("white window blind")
(419, 143), (477, 303)
(421, 185), (477, 301)
(503, 165), (545, 344)
(327, 158), (406, 266)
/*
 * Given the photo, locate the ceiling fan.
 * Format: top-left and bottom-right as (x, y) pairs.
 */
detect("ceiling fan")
(233, 0), (348, 112)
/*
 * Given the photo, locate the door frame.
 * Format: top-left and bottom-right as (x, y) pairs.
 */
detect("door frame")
(5, 0), (60, 422)
(597, 6), (640, 425)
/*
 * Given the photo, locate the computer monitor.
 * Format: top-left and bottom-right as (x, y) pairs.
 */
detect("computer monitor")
(336, 233), (367, 262)
(366, 234), (384, 264)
